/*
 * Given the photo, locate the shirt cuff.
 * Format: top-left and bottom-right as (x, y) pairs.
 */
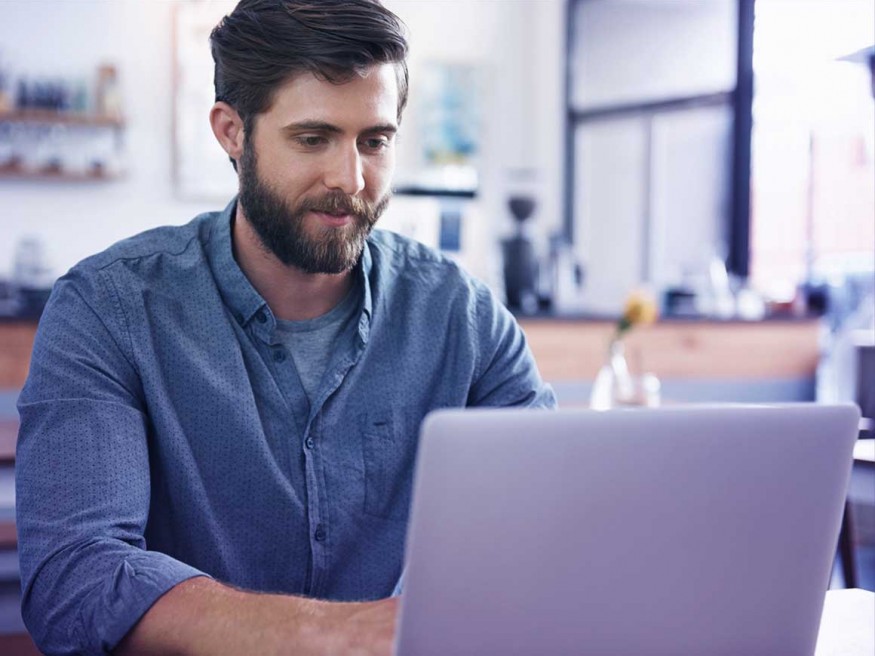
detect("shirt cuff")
(75, 550), (212, 656)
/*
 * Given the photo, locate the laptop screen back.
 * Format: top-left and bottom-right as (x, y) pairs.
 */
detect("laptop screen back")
(395, 404), (860, 656)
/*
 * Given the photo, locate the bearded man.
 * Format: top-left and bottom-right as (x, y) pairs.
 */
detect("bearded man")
(15, 1), (555, 655)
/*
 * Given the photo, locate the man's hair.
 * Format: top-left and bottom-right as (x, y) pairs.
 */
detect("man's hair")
(210, 0), (409, 169)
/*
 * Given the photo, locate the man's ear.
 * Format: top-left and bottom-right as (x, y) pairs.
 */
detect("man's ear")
(209, 101), (246, 163)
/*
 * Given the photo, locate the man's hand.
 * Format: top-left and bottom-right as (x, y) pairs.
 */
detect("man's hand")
(114, 576), (399, 656)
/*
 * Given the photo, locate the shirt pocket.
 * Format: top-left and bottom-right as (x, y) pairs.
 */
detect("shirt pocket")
(361, 407), (420, 521)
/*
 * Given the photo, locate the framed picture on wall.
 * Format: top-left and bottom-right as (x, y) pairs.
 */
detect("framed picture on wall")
(394, 61), (482, 196)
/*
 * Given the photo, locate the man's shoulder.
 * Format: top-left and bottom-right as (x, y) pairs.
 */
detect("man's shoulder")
(367, 229), (477, 289)
(72, 211), (217, 275)
(365, 230), (503, 326)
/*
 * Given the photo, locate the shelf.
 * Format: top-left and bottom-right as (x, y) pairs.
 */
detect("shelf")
(0, 165), (123, 182)
(394, 185), (477, 199)
(0, 109), (124, 128)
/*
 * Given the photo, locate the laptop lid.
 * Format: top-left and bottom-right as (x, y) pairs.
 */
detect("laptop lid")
(395, 404), (860, 656)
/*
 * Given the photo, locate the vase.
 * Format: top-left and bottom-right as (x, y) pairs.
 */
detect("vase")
(590, 339), (662, 409)
(589, 339), (636, 410)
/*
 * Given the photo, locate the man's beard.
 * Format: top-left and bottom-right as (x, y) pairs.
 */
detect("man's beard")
(238, 144), (390, 274)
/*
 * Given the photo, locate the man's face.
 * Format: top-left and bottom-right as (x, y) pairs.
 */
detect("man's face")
(238, 64), (399, 274)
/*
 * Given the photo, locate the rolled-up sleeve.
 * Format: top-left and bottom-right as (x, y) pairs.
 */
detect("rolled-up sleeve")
(16, 269), (207, 656)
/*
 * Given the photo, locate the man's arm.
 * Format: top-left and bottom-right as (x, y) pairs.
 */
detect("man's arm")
(17, 272), (210, 655)
(115, 577), (398, 656)
(467, 283), (557, 409)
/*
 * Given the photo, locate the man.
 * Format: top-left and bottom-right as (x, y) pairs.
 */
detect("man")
(15, 1), (555, 654)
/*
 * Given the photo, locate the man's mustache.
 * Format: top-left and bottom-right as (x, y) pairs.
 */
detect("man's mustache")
(297, 192), (379, 224)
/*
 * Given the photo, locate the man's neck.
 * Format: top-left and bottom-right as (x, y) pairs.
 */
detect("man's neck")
(232, 205), (354, 322)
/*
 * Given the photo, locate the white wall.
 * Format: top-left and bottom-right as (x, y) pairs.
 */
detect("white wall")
(0, 0), (566, 292)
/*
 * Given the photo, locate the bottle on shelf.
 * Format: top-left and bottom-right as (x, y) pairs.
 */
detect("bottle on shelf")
(0, 55), (10, 113)
(95, 64), (122, 120)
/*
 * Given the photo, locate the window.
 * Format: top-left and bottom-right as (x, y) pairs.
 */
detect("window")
(566, 0), (744, 313)
(750, 0), (875, 300)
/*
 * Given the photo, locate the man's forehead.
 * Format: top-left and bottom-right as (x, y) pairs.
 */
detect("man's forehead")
(264, 64), (399, 128)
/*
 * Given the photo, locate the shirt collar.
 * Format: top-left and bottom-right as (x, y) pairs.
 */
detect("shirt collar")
(359, 237), (374, 323)
(207, 196), (374, 332)
(207, 197), (269, 327)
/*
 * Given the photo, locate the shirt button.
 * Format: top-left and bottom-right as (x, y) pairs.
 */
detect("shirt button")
(305, 437), (315, 449)
(256, 310), (267, 323)
(314, 525), (326, 542)
(273, 348), (286, 362)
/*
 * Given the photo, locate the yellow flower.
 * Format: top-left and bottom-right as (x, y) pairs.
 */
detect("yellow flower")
(617, 289), (658, 336)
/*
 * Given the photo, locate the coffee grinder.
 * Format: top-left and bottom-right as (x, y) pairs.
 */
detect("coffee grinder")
(501, 195), (539, 313)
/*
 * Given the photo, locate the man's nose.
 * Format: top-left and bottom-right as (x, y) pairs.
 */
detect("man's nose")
(323, 143), (365, 196)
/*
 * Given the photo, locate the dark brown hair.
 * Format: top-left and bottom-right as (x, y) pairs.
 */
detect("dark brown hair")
(210, 0), (409, 168)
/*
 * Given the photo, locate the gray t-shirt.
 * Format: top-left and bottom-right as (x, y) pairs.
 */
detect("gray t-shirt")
(274, 282), (362, 404)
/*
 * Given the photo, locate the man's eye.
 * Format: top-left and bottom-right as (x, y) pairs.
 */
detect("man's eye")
(296, 135), (326, 147)
(362, 137), (389, 151)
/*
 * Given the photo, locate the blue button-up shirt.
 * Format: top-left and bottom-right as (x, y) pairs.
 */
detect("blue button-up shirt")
(15, 199), (556, 655)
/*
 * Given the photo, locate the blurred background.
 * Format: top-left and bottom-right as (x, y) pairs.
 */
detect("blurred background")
(0, 0), (872, 315)
(0, 0), (873, 650)
(0, 0), (872, 318)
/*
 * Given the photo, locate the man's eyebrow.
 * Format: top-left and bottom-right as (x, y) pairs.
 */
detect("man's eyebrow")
(280, 120), (398, 135)
(281, 120), (343, 134)
(361, 123), (398, 135)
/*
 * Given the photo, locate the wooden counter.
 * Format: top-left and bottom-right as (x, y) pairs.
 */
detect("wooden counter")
(519, 318), (820, 382)
(0, 322), (36, 389)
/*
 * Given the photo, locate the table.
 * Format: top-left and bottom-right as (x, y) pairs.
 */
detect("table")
(0, 588), (870, 655)
(853, 437), (874, 465)
(815, 588), (875, 655)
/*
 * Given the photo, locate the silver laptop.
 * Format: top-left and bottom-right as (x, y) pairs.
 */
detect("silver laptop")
(395, 404), (860, 656)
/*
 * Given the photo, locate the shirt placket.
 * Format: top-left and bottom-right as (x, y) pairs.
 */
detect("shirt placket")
(302, 411), (328, 595)
(299, 311), (370, 597)
(253, 308), (328, 594)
